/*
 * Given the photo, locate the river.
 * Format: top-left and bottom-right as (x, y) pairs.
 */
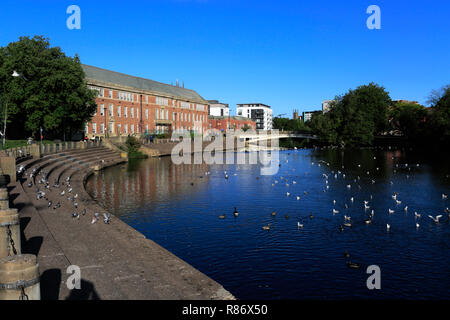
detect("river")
(85, 148), (450, 299)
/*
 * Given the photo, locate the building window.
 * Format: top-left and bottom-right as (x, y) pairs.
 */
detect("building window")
(117, 124), (121, 134)
(124, 124), (128, 134)
(145, 124), (149, 133)
(109, 104), (113, 117)
(131, 124), (135, 134)
(145, 109), (148, 119)
(109, 122), (114, 134)
(117, 105), (121, 117)
(156, 97), (168, 106)
(165, 110), (169, 120)
(124, 107), (128, 118)
(100, 123), (105, 134)
(156, 109), (159, 120)
(92, 123), (97, 134)
(131, 108), (134, 118)
(109, 90), (112, 98)
(100, 104), (105, 116)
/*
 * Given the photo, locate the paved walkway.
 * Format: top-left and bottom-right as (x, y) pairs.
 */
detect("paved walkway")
(9, 148), (235, 300)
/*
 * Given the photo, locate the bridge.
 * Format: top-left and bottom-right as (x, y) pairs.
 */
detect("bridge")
(237, 131), (319, 144)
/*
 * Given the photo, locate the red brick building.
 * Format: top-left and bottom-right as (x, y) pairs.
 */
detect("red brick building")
(82, 64), (209, 138)
(208, 116), (256, 132)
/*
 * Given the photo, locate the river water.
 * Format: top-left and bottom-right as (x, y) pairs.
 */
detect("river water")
(85, 148), (450, 299)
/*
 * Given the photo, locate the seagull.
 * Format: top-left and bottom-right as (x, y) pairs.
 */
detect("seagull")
(443, 194), (448, 200)
(364, 204), (370, 210)
(416, 223), (420, 228)
(395, 200), (402, 205)
(333, 200), (336, 205)
(404, 206), (408, 212)
(297, 221), (303, 228)
(286, 192), (290, 196)
(91, 213), (100, 224)
(386, 224), (391, 231)
(296, 196), (300, 200)
(103, 213), (111, 224)
(333, 209), (340, 214)
(350, 197), (354, 203)
(233, 207), (239, 217)
(428, 215), (443, 223)
(392, 194), (397, 200)
(388, 209), (395, 214)
(344, 215), (351, 221)
(271, 211), (276, 216)
(364, 218), (372, 224)
(60, 190), (65, 196)
(262, 224), (271, 231)
(414, 212), (421, 218)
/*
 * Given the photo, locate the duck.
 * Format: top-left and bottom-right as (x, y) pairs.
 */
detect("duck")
(262, 224), (271, 231)
(347, 261), (361, 269)
(343, 222), (352, 227)
(233, 208), (239, 217)
(333, 209), (340, 214)
(364, 218), (372, 224)
(309, 213), (314, 219)
(388, 209), (395, 214)
(219, 214), (226, 219)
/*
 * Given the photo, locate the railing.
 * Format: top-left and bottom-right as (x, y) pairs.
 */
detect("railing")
(0, 140), (103, 160)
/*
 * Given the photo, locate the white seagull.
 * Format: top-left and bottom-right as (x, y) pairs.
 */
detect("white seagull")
(428, 215), (443, 223)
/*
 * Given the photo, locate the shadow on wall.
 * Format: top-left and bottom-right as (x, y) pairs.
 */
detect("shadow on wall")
(40, 269), (101, 300)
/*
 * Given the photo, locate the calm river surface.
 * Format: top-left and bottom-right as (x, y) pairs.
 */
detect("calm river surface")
(85, 148), (450, 299)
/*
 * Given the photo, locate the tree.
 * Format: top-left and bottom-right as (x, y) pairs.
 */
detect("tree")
(0, 35), (97, 141)
(388, 102), (427, 141)
(310, 83), (391, 146)
(426, 85), (450, 147)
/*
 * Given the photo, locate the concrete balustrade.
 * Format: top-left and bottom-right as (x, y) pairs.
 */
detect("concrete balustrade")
(0, 209), (21, 259)
(0, 254), (40, 300)
(0, 188), (9, 210)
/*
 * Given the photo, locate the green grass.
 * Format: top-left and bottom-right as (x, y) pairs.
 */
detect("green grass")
(3, 140), (61, 149)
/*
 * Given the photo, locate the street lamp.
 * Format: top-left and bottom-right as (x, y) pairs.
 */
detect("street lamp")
(1, 71), (27, 148)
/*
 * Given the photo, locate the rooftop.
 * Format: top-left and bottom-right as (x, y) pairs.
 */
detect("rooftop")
(82, 64), (208, 104)
(237, 103), (271, 108)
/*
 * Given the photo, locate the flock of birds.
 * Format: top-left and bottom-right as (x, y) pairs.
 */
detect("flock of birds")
(214, 148), (449, 268)
(17, 164), (111, 225)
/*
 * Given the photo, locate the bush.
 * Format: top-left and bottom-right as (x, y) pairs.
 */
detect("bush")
(125, 136), (141, 153)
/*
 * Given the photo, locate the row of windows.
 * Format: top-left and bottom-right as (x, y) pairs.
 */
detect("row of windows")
(89, 122), (205, 135)
(96, 104), (206, 122)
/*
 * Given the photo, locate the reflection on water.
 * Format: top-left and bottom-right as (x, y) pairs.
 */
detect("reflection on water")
(85, 149), (450, 299)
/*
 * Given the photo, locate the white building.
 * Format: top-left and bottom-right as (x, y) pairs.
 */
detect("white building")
(322, 100), (334, 113)
(208, 100), (230, 117)
(237, 103), (273, 130)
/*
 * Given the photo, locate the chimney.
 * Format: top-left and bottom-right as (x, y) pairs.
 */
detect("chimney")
(176, 79), (179, 87)
(182, 81), (184, 88)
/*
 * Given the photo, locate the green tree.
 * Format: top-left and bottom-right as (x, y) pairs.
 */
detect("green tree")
(388, 102), (427, 141)
(426, 85), (450, 147)
(0, 35), (97, 141)
(310, 83), (391, 146)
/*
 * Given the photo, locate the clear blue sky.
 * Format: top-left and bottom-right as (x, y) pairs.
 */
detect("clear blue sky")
(1, 0), (449, 116)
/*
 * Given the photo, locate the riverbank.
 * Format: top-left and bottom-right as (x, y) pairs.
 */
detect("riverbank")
(8, 147), (235, 300)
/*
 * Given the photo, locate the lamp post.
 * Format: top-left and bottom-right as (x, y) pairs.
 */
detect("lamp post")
(1, 71), (28, 148)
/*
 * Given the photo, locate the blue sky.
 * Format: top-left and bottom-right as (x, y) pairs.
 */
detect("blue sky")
(1, 0), (449, 116)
